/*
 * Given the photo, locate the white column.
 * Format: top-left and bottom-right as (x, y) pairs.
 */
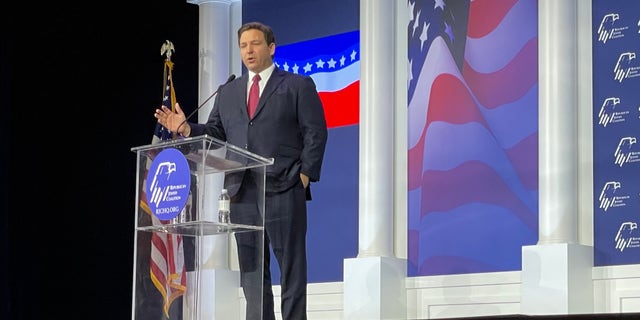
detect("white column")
(184, 1), (242, 319)
(189, 0), (237, 121)
(357, 0), (394, 263)
(343, 1), (406, 319)
(521, 0), (593, 315)
(538, 0), (578, 247)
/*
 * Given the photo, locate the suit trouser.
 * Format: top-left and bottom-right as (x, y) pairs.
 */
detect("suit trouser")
(231, 173), (308, 320)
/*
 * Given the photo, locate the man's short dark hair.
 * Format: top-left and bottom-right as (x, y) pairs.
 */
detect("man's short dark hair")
(238, 21), (276, 46)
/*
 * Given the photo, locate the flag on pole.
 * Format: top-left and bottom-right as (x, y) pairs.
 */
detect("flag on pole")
(137, 40), (187, 319)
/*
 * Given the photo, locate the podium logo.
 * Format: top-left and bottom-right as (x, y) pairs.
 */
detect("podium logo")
(598, 181), (629, 212)
(146, 148), (191, 221)
(598, 97), (629, 127)
(613, 52), (640, 83)
(615, 221), (639, 252)
(597, 13), (627, 44)
(614, 136), (640, 167)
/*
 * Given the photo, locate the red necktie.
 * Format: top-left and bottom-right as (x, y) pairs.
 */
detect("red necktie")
(248, 74), (260, 118)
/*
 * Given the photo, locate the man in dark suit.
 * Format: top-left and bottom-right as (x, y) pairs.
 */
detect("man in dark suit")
(155, 21), (328, 320)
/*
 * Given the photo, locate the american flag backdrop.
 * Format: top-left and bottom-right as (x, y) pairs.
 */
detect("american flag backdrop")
(407, 0), (539, 276)
(270, 30), (361, 283)
(274, 30), (360, 129)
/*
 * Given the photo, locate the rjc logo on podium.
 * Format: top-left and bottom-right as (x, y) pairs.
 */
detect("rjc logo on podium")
(145, 148), (191, 221)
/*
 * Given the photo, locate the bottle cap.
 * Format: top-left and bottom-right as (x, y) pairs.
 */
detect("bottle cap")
(222, 188), (227, 192)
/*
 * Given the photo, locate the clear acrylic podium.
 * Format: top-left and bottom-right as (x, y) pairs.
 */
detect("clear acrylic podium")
(130, 135), (273, 320)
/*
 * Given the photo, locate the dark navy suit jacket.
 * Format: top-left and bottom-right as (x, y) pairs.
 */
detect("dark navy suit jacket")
(189, 67), (328, 197)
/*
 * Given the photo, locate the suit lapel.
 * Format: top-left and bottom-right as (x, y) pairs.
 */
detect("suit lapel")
(237, 74), (250, 119)
(253, 68), (285, 117)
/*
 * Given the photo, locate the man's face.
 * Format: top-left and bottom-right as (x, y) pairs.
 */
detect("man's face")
(239, 29), (275, 73)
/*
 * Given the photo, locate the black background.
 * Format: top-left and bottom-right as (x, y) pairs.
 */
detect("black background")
(4, 2), (199, 318)
(3, 1), (361, 317)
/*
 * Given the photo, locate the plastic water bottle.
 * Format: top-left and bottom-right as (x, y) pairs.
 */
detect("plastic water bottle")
(218, 188), (230, 224)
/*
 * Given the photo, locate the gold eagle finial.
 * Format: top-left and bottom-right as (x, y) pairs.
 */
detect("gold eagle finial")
(161, 40), (175, 61)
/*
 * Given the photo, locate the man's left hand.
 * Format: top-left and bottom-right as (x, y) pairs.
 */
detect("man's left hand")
(300, 174), (310, 188)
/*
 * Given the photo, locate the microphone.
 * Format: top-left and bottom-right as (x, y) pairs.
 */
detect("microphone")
(178, 74), (236, 131)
